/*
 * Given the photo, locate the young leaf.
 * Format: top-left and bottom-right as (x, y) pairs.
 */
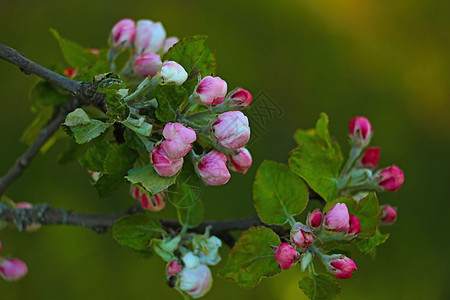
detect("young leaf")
(21, 106), (53, 145)
(58, 138), (88, 165)
(65, 108), (91, 126)
(50, 29), (99, 69)
(112, 214), (163, 250)
(253, 161), (309, 225)
(103, 144), (138, 175)
(125, 165), (178, 195)
(324, 193), (381, 238)
(78, 140), (113, 172)
(155, 85), (187, 122)
(30, 80), (67, 107)
(356, 229), (390, 254)
(65, 119), (111, 144)
(289, 143), (343, 202)
(163, 35), (216, 78)
(93, 173), (125, 198)
(294, 113), (341, 155)
(218, 227), (281, 288)
(176, 201), (204, 229)
(299, 273), (341, 300)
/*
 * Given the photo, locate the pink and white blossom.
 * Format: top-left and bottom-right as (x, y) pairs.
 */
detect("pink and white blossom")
(290, 223), (314, 248)
(151, 144), (183, 177)
(195, 76), (228, 105)
(197, 151), (230, 186)
(349, 116), (372, 147)
(324, 203), (350, 232)
(378, 165), (404, 192)
(212, 111), (250, 149)
(134, 20), (166, 54)
(274, 243), (298, 270)
(228, 147), (252, 174)
(329, 256), (357, 279)
(177, 264), (212, 298)
(110, 19), (136, 49)
(227, 87), (253, 107)
(134, 52), (162, 78)
(158, 61), (188, 86)
(163, 37), (179, 53)
(0, 258), (28, 281)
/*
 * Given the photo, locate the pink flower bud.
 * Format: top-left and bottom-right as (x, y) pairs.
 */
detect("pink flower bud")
(360, 147), (380, 168)
(381, 205), (397, 225)
(167, 261), (182, 276)
(274, 243), (298, 270)
(212, 111), (250, 149)
(227, 88), (253, 107)
(163, 37), (179, 53)
(110, 18), (136, 49)
(307, 209), (323, 228)
(151, 145), (183, 177)
(349, 116), (372, 146)
(330, 256), (357, 279)
(228, 147), (252, 174)
(161, 123), (196, 159)
(0, 258), (28, 281)
(90, 49), (100, 55)
(290, 223), (314, 248)
(159, 61), (188, 86)
(177, 264), (212, 298)
(134, 52), (162, 78)
(163, 123), (197, 144)
(195, 76), (228, 105)
(347, 215), (361, 235)
(324, 203), (350, 232)
(378, 165), (404, 192)
(197, 151), (231, 186)
(130, 186), (166, 212)
(134, 20), (166, 54)
(64, 68), (76, 78)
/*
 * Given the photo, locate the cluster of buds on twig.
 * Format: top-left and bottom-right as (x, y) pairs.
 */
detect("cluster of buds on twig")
(0, 239), (28, 281)
(273, 203), (359, 279)
(106, 19), (254, 202)
(153, 228), (221, 298)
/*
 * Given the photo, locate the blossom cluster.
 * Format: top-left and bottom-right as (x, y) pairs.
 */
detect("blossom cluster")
(273, 116), (404, 280)
(107, 18), (254, 212)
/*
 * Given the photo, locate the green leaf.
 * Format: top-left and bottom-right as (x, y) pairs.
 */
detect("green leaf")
(65, 119), (111, 144)
(253, 161), (309, 225)
(79, 140), (113, 172)
(58, 138), (88, 165)
(65, 108), (91, 126)
(218, 227), (281, 288)
(30, 80), (67, 107)
(289, 143), (343, 202)
(356, 229), (390, 254)
(100, 84), (129, 119)
(93, 173), (125, 198)
(324, 193), (381, 237)
(299, 273), (341, 300)
(155, 85), (187, 122)
(103, 144), (137, 175)
(163, 35), (216, 78)
(50, 29), (99, 69)
(176, 198), (204, 229)
(125, 165), (178, 195)
(112, 214), (163, 250)
(294, 113), (341, 156)
(21, 106), (53, 145)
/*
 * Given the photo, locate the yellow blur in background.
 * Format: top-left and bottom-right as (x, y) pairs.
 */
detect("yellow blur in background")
(0, 0), (448, 299)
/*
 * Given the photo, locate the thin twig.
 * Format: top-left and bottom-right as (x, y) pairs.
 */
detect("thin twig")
(0, 44), (107, 196)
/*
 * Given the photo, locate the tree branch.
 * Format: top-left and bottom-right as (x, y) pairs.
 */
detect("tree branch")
(0, 43), (107, 196)
(0, 202), (283, 247)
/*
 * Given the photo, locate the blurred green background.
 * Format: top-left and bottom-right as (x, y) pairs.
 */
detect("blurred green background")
(0, 0), (449, 299)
